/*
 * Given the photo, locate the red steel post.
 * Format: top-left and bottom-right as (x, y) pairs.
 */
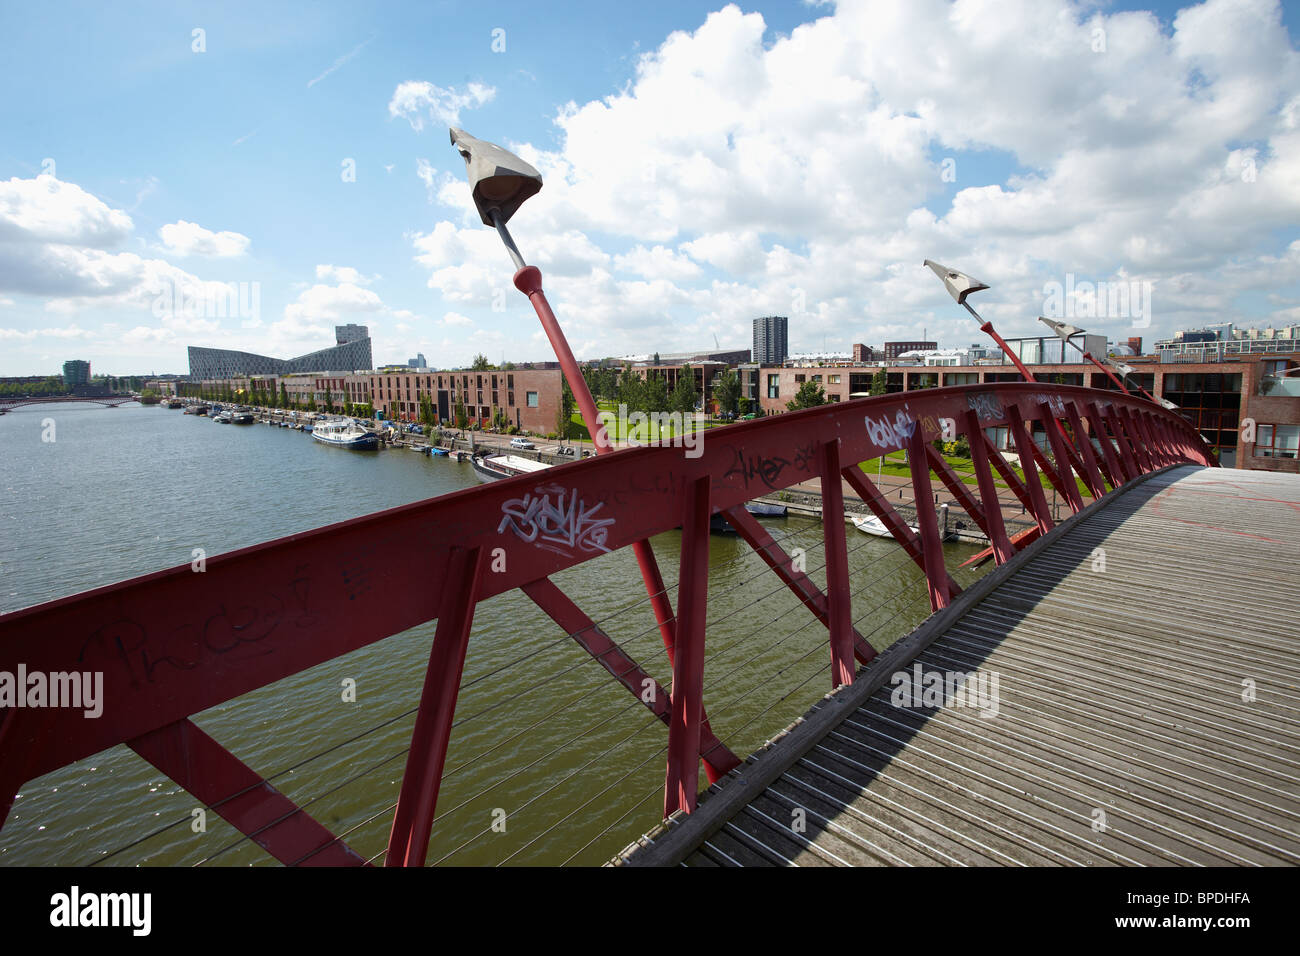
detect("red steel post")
(664, 476), (712, 816)
(1105, 406), (1142, 479)
(1006, 405), (1054, 534)
(964, 409), (1015, 564)
(840, 467), (963, 598)
(906, 429), (950, 612)
(819, 439), (855, 688)
(1085, 403), (1128, 486)
(1040, 404), (1085, 513)
(1063, 402), (1109, 497)
(386, 546), (484, 867)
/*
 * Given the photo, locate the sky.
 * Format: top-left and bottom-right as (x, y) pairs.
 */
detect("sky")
(0, 0), (1297, 377)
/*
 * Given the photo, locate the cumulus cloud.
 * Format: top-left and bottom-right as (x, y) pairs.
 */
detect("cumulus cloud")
(315, 264), (376, 285)
(407, 0), (1300, 360)
(388, 80), (495, 131)
(0, 175), (132, 247)
(158, 220), (250, 258)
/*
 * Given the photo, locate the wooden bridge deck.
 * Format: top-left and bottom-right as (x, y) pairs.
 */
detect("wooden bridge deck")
(617, 465), (1300, 866)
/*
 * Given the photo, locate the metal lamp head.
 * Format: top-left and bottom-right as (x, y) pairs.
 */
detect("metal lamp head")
(1038, 316), (1085, 341)
(449, 127), (543, 227)
(923, 259), (989, 305)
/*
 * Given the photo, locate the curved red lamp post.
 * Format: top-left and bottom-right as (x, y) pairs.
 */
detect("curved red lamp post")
(448, 129), (729, 812)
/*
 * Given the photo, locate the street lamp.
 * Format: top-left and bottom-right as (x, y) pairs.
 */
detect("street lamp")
(450, 128), (718, 778)
(1037, 316), (1163, 404)
(923, 259), (1037, 383)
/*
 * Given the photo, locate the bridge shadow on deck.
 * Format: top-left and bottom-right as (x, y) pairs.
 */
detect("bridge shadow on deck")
(624, 469), (1194, 867)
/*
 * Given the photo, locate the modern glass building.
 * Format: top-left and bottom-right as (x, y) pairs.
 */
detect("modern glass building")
(62, 360), (90, 385)
(752, 316), (788, 365)
(188, 327), (372, 380)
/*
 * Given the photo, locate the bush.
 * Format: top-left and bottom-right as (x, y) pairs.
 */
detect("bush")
(507, 425), (520, 435)
(942, 436), (971, 458)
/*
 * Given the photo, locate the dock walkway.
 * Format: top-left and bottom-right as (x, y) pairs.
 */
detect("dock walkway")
(618, 465), (1300, 866)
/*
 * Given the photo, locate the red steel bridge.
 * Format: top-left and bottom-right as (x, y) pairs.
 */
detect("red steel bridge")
(0, 395), (137, 412)
(0, 383), (1223, 865)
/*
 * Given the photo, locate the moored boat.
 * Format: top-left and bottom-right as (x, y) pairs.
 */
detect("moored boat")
(311, 418), (377, 449)
(470, 454), (552, 483)
(851, 503), (953, 540)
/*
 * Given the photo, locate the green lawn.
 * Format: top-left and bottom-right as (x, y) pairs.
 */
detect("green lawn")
(860, 451), (1094, 499)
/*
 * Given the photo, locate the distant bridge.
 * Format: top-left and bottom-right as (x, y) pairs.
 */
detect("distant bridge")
(0, 395), (137, 412)
(1, 383), (1245, 866)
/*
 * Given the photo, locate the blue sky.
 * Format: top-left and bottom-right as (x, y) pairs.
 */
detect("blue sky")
(1, 0), (1298, 376)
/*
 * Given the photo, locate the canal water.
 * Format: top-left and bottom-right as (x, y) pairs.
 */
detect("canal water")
(0, 402), (986, 866)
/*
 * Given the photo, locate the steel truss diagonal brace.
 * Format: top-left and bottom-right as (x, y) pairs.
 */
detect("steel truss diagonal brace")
(129, 718), (367, 866)
(521, 577), (740, 780)
(718, 505), (877, 666)
(386, 546), (484, 867)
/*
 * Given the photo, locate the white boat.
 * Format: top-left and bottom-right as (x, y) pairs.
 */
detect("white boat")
(471, 453), (552, 483)
(312, 418), (378, 449)
(852, 504), (954, 540)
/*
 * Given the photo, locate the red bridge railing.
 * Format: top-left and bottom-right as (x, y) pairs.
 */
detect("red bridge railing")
(0, 384), (1214, 864)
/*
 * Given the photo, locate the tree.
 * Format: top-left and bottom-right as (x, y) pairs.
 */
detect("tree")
(619, 368), (643, 412)
(419, 394), (436, 434)
(472, 354), (492, 370)
(280, 383), (290, 409)
(786, 380), (826, 411)
(645, 373), (669, 414)
(653, 352), (660, 364)
(870, 368), (887, 396)
(671, 365), (697, 415)
(454, 395), (469, 430)
(557, 377), (576, 439)
(714, 369), (742, 417)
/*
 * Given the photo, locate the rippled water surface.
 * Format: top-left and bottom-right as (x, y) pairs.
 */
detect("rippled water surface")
(0, 402), (985, 866)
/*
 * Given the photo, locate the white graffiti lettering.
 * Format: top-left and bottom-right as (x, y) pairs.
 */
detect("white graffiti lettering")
(1033, 392), (1067, 416)
(966, 392), (1004, 422)
(498, 485), (614, 557)
(864, 409), (917, 451)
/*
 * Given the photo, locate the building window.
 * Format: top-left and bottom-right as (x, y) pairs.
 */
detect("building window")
(767, 374), (780, 399)
(829, 375), (841, 384)
(1254, 424), (1299, 458)
(527, 391), (539, 407)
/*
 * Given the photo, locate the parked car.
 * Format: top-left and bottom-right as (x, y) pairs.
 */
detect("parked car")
(510, 437), (536, 450)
